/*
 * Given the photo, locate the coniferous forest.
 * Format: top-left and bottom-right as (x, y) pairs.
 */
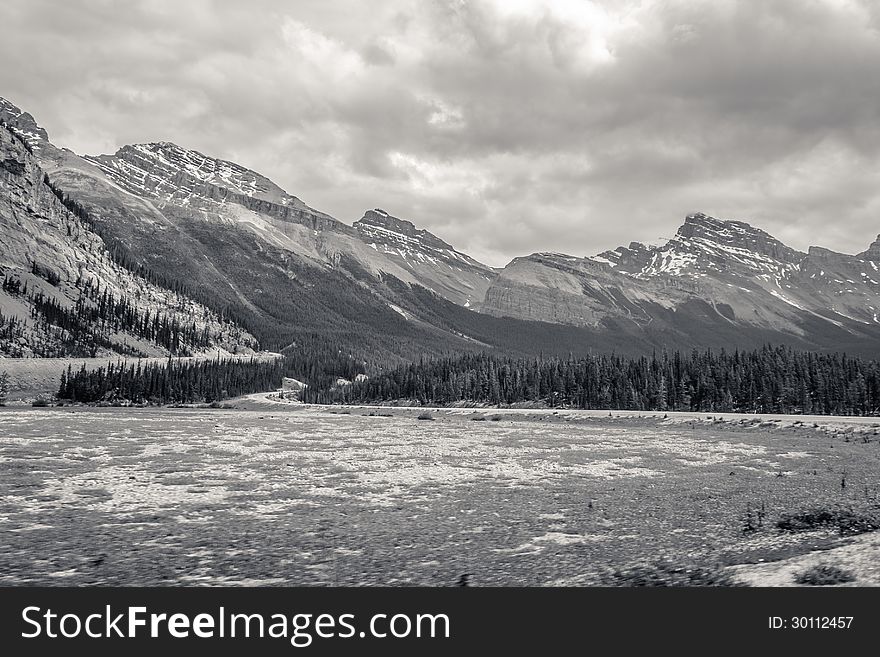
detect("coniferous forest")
(57, 341), (368, 404)
(58, 357), (286, 404)
(308, 346), (880, 416)
(1, 273), (220, 358)
(56, 344), (880, 415)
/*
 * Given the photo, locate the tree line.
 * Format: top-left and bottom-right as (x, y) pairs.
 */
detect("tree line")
(59, 357), (286, 404)
(317, 346), (880, 416)
(55, 334), (373, 404)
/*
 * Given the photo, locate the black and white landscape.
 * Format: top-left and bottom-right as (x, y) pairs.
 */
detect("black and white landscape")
(2, 0), (880, 587)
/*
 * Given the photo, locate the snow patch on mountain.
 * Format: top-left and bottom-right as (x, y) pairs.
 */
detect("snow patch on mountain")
(0, 97), (49, 150)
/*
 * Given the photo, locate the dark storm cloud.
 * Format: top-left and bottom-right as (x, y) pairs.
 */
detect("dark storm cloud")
(1, 0), (879, 266)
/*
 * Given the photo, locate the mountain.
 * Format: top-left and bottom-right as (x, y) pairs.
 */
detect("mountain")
(479, 212), (880, 355)
(353, 209), (494, 306)
(0, 96), (522, 362)
(82, 142), (495, 305)
(3, 94), (880, 361)
(0, 122), (256, 358)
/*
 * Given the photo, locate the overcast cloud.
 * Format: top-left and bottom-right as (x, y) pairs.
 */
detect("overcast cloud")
(2, 0), (879, 266)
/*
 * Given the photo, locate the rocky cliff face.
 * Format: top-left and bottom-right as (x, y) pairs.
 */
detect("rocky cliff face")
(0, 97), (49, 148)
(860, 235), (880, 262)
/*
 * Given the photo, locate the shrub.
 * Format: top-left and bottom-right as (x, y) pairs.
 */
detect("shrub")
(776, 508), (880, 536)
(31, 396), (51, 407)
(794, 564), (856, 586)
(601, 563), (742, 587)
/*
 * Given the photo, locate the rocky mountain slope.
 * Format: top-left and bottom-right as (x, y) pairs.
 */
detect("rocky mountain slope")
(354, 209), (494, 306)
(479, 212), (880, 354)
(0, 122), (257, 358)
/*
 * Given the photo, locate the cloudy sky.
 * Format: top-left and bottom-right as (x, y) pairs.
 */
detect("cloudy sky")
(2, 0), (879, 266)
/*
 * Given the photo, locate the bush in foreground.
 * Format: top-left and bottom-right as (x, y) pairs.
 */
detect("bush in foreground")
(601, 563), (743, 587)
(776, 508), (880, 536)
(794, 564), (856, 586)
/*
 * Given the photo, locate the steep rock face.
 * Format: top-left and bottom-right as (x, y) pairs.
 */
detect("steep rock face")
(594, 241), (656, 274)
(0, 125), (257, 357)
(354, 209), (495, 305)
(0, 97), (49, 149)
(0, 127), (103, 281)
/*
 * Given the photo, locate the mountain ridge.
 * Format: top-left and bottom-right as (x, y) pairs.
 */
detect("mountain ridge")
(4, 93), (880, 360)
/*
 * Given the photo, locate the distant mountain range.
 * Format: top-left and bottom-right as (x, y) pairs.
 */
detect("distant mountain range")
(3, 94), (880, 362)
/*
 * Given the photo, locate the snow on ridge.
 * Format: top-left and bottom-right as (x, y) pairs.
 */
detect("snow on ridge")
(641, 249), (698, 276)
(84, 141), (295, 208)
(356, 221), (480, 270)
(768, 289), (808, 311)
(128, 142), (268, 197)
(534, 252), (579, 261)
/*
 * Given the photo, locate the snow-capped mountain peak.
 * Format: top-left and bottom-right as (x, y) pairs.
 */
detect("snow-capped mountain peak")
(633, 213), (804, 279)
(674, 212), (802, 263)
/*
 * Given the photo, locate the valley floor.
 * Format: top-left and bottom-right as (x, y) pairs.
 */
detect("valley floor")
(1, 403), (878, 586)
